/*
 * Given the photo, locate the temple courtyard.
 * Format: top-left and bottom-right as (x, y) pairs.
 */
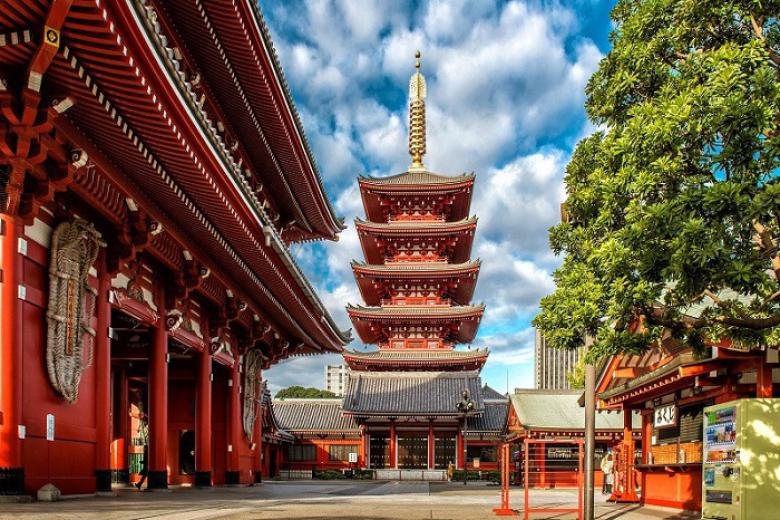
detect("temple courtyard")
(0, 481), (699, 519)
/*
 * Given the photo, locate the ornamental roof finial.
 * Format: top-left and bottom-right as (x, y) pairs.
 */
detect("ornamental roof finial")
(408, 50), (427, 172)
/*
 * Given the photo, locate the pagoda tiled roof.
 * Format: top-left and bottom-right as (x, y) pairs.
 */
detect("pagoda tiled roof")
(342, 371), (484, 416)
(359, 171), (475, 187)
(347, 304), (485, 319)
(464, 401), (508, 434)
(343, 348), (488, 361)
(355, 217), (477, 234)
(273, 399), (359, 433)
(351, 260), (481, 274)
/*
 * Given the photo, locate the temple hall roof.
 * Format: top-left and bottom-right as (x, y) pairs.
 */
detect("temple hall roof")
(342, 371), (484, 416)
(273, 399), (359, 433)
(510, 390), (639, 432)
(481, 383), (507, 401)
(465, 401), (509, 434)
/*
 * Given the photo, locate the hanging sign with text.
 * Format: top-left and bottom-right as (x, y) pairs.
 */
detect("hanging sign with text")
(653, 403), (678, 429)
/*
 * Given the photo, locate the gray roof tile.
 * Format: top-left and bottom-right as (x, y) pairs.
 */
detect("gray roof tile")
(273, 399), (359, 433)
(510, 390), (640, 431)
(342, 371), (484, 416)
(465, 402), (508, 433)
(360, 171), (475, 186)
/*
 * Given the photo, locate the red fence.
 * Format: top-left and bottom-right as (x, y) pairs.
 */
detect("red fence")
(523, 438), (583, 520)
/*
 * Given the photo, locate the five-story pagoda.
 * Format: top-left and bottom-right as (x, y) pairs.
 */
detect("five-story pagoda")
(342, 53), (500, 473)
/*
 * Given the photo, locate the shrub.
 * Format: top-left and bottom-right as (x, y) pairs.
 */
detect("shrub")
(313, 469), (346, 480)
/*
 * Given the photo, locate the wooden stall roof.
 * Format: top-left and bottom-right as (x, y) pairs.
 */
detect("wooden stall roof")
(509, 390), (639, 432)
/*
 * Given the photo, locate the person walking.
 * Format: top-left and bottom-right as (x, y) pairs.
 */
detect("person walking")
(135, 413), (149, 490)
(600, 453), (613, 495)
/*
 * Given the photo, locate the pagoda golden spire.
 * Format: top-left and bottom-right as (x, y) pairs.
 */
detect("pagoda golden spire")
(408, 50), (427, 172)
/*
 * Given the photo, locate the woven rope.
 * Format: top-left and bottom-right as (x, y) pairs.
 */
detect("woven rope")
(242, 348), (262, 440)
(46, 219), (102, 403)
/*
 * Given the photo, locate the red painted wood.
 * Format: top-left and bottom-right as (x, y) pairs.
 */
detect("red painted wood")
(228, 360), (241, 474)
(111, 367), (129, 473)
(756, 358), (773, 398)
(390, 422), (397, 469)
(94, 253), (112, 472)
(148, 290), (168, 475)
(456, 428), (464, 470)
(0, 215), (22, 470)
(196, 351), (212, 476)
(428, 423), (434, 469)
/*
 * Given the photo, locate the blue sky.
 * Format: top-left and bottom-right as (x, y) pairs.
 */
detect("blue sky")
(262, 0), (617, 395)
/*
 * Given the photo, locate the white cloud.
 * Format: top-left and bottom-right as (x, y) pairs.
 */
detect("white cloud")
(260, 0), (603, 391)
(480, 327), (536, 366)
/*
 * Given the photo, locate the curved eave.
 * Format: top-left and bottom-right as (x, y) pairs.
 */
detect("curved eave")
(161, 0), (345, 241)
(355, 217), (477, 234)
(346, 305), (484, 344)
(355, 218), (477, 264)
(240, 0), (345, 238)
(351, 261), (481, 306)
(358, 171), (475, 188)
(23, 1), (350, 355)
(358, 174), (474, 223)
(343, 353), (488, 372)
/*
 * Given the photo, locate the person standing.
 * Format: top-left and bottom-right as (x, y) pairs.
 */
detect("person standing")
(600, 453), (613, 495)
(135, 413), (149, 490)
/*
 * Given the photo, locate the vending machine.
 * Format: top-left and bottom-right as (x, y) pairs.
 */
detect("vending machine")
(701, 399), (780, 520)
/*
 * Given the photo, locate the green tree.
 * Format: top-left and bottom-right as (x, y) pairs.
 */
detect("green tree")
(275, 386), (338, 399)
(534, 0), (780, 361)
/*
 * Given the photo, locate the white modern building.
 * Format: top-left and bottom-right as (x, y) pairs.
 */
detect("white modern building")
(324, 364), (348, 395)
(534, 329), (583, 390)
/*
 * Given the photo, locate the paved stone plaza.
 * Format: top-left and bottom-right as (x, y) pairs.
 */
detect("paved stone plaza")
(0, 481), (700, 520)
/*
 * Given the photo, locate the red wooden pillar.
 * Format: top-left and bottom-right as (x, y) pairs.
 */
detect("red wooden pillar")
(612, 405), (639, 502)
(493, 443), (519, 516)
(641, 411), (652, 464)
(226, 358), (241, 484)
(359, 425), (367, 469)
(195, 350), (212, 487)
(756, 359), (773, 398)
(0, 215), (24, 495)
(147, 291), (168, 489)
(94, 252), (112, 492)
(456, 428), (464, 470)
(112, 367), (130, 483)
(427, 423), (434, 470)
(389, 421), (397, 469)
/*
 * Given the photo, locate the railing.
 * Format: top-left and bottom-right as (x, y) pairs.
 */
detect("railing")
(381, 297), (450, 306)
